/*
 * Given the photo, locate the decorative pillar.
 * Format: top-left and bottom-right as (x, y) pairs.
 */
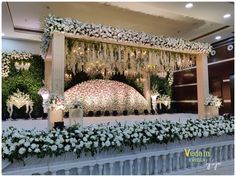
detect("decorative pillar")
(44, 59), (52, 90)
(143, 72), (151, 109)
(196, 53), (209, 118)
(48, 32), (65, 129)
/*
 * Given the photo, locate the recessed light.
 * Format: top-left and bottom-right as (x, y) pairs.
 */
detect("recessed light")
(223, 13), (231, 19)
(185, 3), (193, 9)
(215, 36), (221, 40)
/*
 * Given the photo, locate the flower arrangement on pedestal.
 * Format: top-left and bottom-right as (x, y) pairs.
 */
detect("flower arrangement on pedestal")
(205, 94), (222, 108)
(45, 93), (65, 111)
(2, 116), (234, 163)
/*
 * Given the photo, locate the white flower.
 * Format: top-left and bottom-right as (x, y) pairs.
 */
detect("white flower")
(197, 132), (202, 137)
(24, 141), (30, 147)
(34, 148), (40, 153)
(64, 145), (71, 151)
(51, 145), (57, 151)
(157, 135), (163, 141)
(31, 143), (37, 149)
(18, 139), (26, 145)
(203, 131), (209, 137)
(100, 137), (105, 142)
(3, 147), (10, 155)
(19, 147), (26, 155)
(94, 141), (99, 147)
(105, 141), (110, 147)
(83, 137), (88, 142)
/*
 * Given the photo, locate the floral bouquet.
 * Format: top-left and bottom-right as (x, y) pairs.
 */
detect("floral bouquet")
(45, 93), (65, 111)
(205, 94), (222, 108)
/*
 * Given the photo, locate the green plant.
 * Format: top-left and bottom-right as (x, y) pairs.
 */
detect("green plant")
(2, 54), (44, 119)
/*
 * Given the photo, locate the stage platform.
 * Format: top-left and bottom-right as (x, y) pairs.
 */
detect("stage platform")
(2, 113), (197, 131)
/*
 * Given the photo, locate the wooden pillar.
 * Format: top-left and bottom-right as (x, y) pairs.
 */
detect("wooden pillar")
(48, 32), (65, 129)
(196, 53), (209, 118)
(44, 59), (52, 90)
(143, 72), (151, 109)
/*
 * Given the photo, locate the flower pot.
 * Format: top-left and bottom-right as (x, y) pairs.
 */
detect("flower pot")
(48, 109), (63, 129)
(206, 106), (219, 118)
(69, 108), (83, 126)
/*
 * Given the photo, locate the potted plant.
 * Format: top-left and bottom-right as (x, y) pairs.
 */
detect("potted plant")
(204, 94), (222, 117)
(67, 99), (83, 125)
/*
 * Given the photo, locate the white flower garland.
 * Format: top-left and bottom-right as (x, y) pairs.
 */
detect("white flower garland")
(41, 14), (212, 56)
(2, 116), (234, 163)
(2, 51), (33, 78)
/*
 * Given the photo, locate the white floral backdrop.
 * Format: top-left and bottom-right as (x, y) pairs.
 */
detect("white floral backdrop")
(64, 79), (149, 113)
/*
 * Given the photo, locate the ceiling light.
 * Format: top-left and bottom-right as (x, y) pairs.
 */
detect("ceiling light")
(215, 36), (221, 40)
(2, 33), (5, 36)
(185, 3), (193, 8)
(223, 13), (231, 19)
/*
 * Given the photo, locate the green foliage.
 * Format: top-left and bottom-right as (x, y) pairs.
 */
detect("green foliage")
(2, 55), (44, 118)
(150, 74), (172, 97)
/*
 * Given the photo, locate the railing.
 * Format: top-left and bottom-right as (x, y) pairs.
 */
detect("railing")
(2, 135), (234, 175)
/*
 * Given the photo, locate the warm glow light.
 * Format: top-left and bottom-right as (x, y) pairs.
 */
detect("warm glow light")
(223, 13), (231, 19)
(215, 36), (222, 40)
(185, 3), (193, 8)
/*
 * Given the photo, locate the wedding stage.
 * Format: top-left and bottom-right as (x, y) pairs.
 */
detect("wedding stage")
(2, 113), (197, 131)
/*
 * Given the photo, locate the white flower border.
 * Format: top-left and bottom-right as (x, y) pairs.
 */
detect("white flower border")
(41, 14), (212, 56)
(2, 116), (234, 163)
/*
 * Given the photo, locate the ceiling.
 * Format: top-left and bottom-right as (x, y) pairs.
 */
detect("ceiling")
(2, 2), (234, 44)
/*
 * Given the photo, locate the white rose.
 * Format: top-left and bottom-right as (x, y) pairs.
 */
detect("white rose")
(143, 138), (147, 143)
(83, 137), (88, 142)
(24, 141), (30, 147)
(158, 135), (163, 141)
(146, 132), (152, 137)
(203, 131), (209, 137)
(51, 145), (57, 151)
(94, 141), (98, 147)
(10, 145), (16, 152)
(133, 133), (138, 138)
(28, 148), (32, 152)
(64, 145), (70, 151)
(100, 137), (105, 142)
(197, 132), (202, 137)
(19, 147), (26, 155)
(3, 147), (10, 155)
(58, 144), (63, 148)
(31, 143), (37, 149)
(105, 141), (110, 147)
(34, 148), (40, 153)
(18, 139), (25, 145)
